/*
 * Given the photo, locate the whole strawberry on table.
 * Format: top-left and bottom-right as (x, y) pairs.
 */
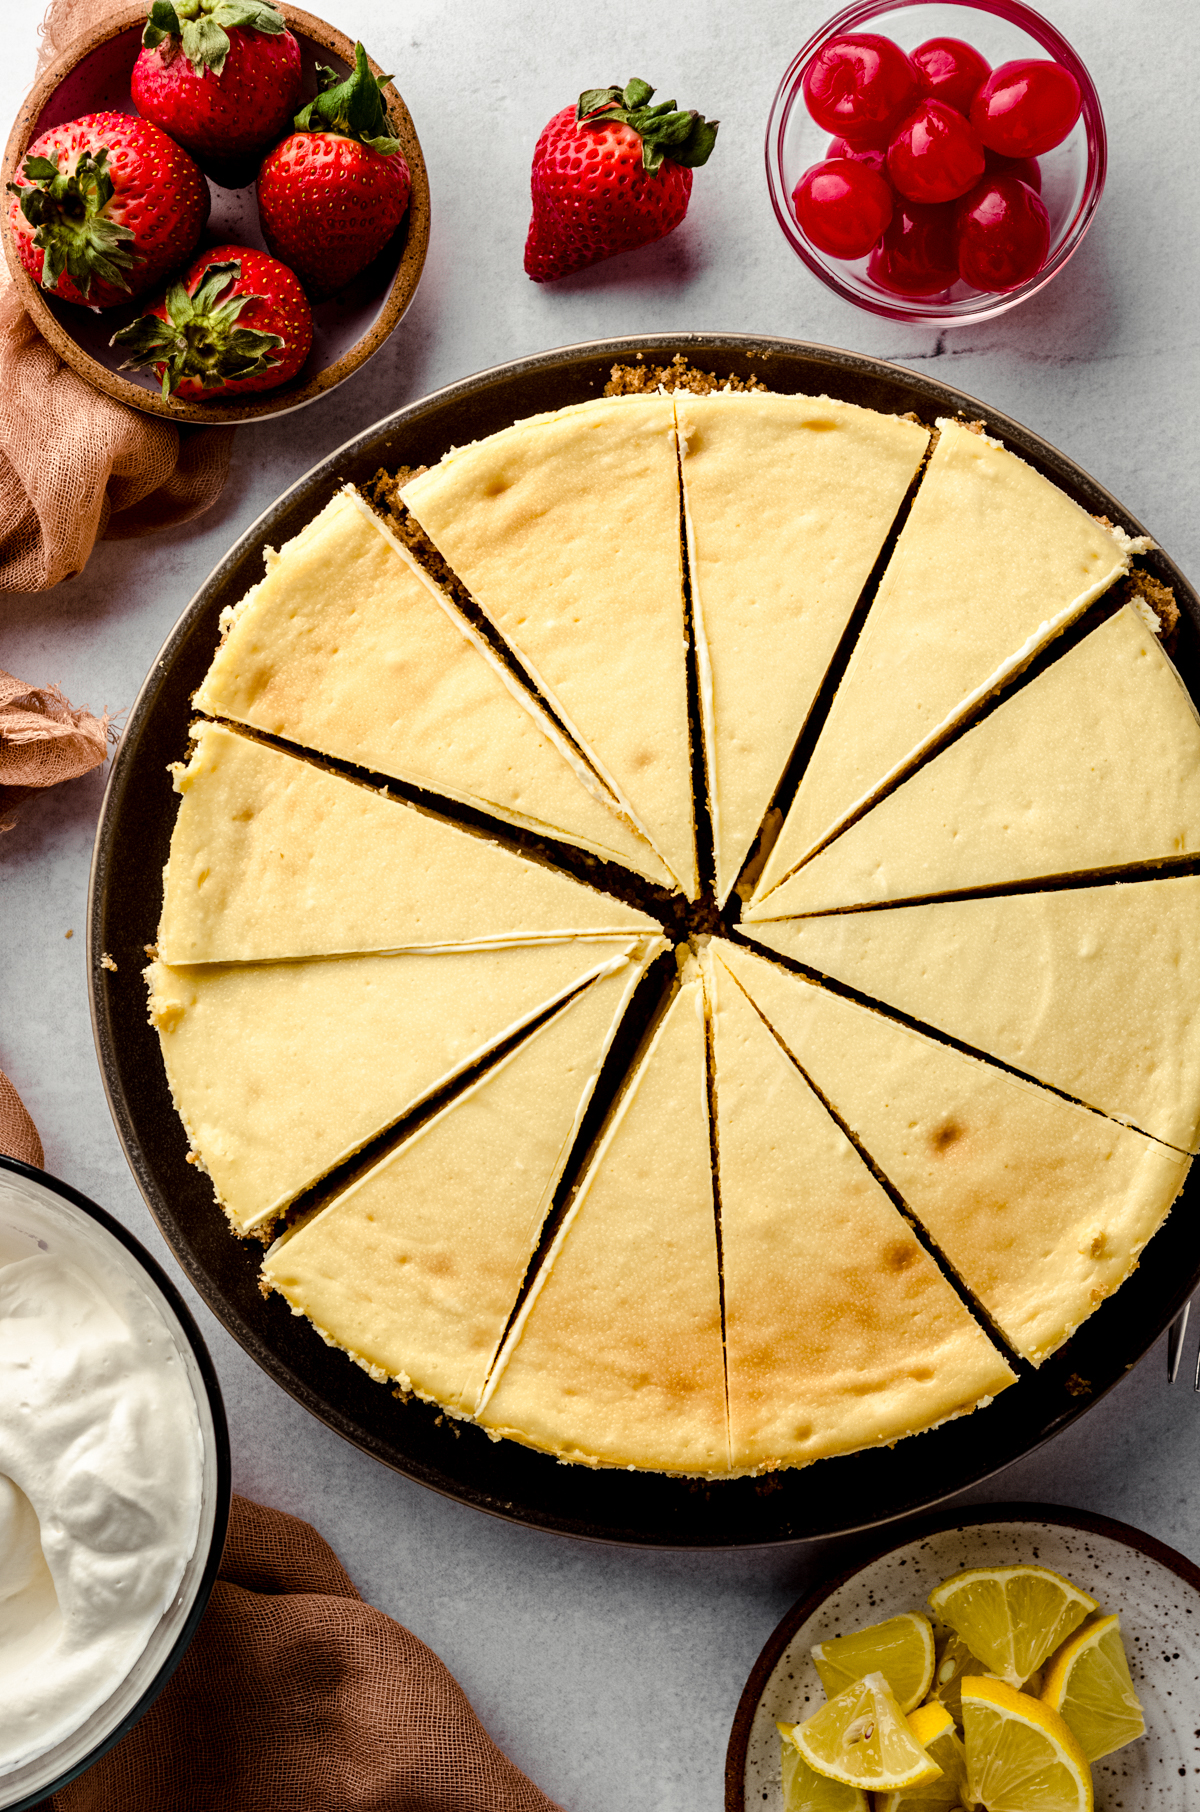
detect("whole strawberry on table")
(4, 112), (208, 306)
(132, 0), (303, 167)
(257, 42), (411, 298)
(526, 77), (718, 282)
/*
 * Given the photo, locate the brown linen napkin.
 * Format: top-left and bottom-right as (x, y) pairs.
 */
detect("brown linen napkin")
(0, 0), (233, 593)
(34, 1495), (564, 1812)
(0, 1069), (44, 1167)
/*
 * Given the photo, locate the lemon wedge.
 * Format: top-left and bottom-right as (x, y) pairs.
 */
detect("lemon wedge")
(875, 1703), (976, 1810)
(928, 1566), (1097, 1688)
(777, 1726), (869, 1810)
(784, 1672), (943, 1792)
(962, 1675), (1093, 1812)
(1041, 1613), (1146, 1762)
(812, 1612), (936, 1713)
(926, 1629), (983, 1727)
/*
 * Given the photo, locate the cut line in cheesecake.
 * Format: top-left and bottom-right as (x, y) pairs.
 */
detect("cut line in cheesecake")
(744, 874), (1200, 1155)
(400, 396), (700, 898)
(260, 948), (660, 1416)
(676, 391), (929, 907)
(715, 940), (1190, 1369)
(748, 605), (1200, 921)
(193, 486), (674, 889)
(158, 722), (658, 966)
(147, 934), (655, 1233)
(750, 418), (1151, 910)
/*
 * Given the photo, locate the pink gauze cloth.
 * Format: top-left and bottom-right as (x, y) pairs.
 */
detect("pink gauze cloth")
(0, 665), (109, 814)
(0, 0), (234, 593)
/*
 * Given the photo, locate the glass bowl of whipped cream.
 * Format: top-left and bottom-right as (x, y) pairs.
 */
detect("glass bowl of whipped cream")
(0, 1157), (230, 1811)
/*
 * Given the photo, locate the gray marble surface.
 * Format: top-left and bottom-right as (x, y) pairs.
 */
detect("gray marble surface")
(3, 4), (1199, 1807)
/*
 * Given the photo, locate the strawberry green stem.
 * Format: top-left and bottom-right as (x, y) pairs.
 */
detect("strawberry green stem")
(291, 42), (401, 155)
(142, 0), (288, 78)
(6, 149), (135, 296)
(576, 78), (719, 172)
(110, 258), (283, 395)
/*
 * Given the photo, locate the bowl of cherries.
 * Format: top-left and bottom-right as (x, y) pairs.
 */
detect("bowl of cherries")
(765, 0), (1105, 324)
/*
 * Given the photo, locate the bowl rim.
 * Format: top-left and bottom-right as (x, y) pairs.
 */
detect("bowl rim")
(0, 1152), (231, 1812)
(0, 0), (431, 425)
(723, 1499), (1200, 1811)
(85, 327), (1200, 1550)
(764, 0), (1108, 326)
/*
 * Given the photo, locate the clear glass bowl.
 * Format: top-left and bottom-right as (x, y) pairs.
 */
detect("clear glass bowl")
(765, 0), (1106, 325)
(0, 1158), (230, 1812)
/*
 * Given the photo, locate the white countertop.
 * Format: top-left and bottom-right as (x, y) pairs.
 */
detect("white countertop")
(3, 4), (1199, 1806)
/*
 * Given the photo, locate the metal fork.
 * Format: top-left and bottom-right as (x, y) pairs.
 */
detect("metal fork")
(1166, 1300), (1199, 1387)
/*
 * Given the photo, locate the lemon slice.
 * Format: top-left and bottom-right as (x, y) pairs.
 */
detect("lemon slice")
(927, 1629), (983, 1727)
(785, 1672), (943, 1792)
(1041, 1613), (1146, 1762)
(876, 1704), (975, 1810)
(812, 1613), (936, 1713)
(962, 1675), (1093, 1812)
(928, 1566), (1097, 1688)
(777, 1726), (870, 1810)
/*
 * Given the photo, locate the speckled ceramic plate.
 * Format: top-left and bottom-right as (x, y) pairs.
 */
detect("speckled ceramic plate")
(727, 1503), (1200, 1810)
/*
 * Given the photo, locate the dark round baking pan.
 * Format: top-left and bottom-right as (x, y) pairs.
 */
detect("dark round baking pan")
(88, 331), (1200, 1548)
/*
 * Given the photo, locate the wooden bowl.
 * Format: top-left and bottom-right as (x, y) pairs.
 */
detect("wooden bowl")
(1, 3), (430, 424)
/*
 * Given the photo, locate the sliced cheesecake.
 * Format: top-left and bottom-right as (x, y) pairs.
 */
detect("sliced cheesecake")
(717, 941), (1190, 1364)
(158, 723), (658, 964)
(746, 876), (1200, 1153)
(147, 935), (649, 1232)
(401, 396), (699, 897)
(261, 946), (660, 1411)
(194, 489), (672, 886)
(752, 419), (1141, 904)
(706, 943), (1014, 1471)
(675, 390), (927, 903)
(751, 607), (1200, 919)
(478, 966), (728, 1474)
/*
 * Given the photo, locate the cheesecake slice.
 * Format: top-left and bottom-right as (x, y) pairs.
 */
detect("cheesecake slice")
(752, 419), (1141, 904)
(675, 391), (927, 903)
(261, 944), (661, 1412)
(193, 489), (672, 887)
(146, 935), (646, 1232)
(400, 396), (699, 897)
(477, 966), (728, 1474)
(706, 943), (1013, 1472)
(750, 607), (1200, 919)
(717, 941), (1190, 1365)
(158, 723), (658, 964)
(747, 876), (1200, 1152)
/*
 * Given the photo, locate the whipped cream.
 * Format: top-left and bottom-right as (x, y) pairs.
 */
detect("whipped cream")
(0, 1251), (203, 1773)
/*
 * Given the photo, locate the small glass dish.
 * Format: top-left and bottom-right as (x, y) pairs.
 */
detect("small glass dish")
(0, 1157), (230, 1812)
(765, 0), (1106, 325)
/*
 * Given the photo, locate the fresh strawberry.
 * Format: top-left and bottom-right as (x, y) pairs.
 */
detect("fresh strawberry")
(525, 78), (718, 282)
(109, 245), (311, 398)
(256, 42), (411, 298)
(5, 112), (208, 307)
(131, 0), (302, 163)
